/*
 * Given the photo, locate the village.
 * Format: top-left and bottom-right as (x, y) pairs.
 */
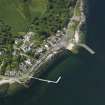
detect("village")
(3, 28), (66, 77)
(0, 0), (89, 78)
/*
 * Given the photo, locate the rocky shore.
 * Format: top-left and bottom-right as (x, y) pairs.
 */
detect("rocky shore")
(66, 0), (87, 53)
(0, 0), (87, 96)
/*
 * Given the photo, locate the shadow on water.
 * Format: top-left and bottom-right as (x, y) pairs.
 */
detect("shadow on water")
(1, 0), (105, 105)
(0, 50), (72, 105)
(0, 51), (93, 105)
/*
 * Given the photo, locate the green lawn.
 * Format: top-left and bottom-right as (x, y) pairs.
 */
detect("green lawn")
(74, 0), (81, 16)
(0, 0), (47, 32)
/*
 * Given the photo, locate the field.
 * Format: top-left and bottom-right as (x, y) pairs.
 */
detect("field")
(0, 0), (47, 32)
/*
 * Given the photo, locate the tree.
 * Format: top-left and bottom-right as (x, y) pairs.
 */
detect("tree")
(0, 20), (14, 74)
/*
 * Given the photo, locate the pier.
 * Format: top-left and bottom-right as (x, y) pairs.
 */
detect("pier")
(29, 76), (61, 84)
(77, 43), (96, 55)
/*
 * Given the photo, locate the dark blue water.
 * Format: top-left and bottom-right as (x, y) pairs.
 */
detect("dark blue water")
(1, 0), (105, 105)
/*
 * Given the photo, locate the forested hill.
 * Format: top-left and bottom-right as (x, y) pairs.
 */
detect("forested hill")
(0, 0), (77, 34)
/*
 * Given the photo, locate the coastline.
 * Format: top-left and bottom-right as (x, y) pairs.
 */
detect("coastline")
(66, 0), (87, 53)
(19, 0), (87, 85)
(0, 0), (87, 96)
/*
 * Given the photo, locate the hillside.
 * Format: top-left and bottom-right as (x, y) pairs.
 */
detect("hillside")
(0, 0), (78, 82)
(0, 0), (47, 31)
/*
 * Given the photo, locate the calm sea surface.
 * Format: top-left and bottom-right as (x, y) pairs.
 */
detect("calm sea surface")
(1, 0), (105, 105)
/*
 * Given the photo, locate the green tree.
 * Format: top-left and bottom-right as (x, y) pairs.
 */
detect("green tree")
(0, 20), (14, 74)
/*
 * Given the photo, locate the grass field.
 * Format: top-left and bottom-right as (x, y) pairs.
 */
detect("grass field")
(0, 0), (47, 32)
